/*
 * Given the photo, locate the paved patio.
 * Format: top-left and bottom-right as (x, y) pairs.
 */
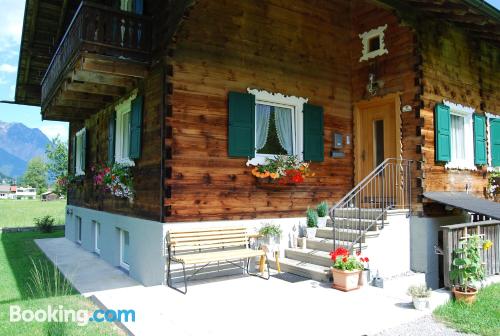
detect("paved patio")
(36, 237), (455, 336)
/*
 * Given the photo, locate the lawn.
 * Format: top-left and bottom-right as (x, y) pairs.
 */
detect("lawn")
(0, 199), (66, 228)
(0, 231), (123, 335)
(434, 283), (500, 336)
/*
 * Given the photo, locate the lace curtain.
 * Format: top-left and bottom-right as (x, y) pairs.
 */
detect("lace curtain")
(256, 104), (271, 151)
(274, 107), (293, 155)
(451, 114), (465, 161)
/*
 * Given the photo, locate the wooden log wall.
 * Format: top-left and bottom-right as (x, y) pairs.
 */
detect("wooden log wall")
(417, 19), (500, 212)
(164, 0), (355, 222)
(67, 65), (163, 221)
(350, 0), (423, 212)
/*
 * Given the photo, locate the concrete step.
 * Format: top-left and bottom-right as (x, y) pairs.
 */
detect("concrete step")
(330, 208), (385, 220)
(269, 257), (331, 282)
(297, 236), (367, 252)
(327, 218), (384, 231)
(316, 227), (379, 242)
(285, 248), (332, 268)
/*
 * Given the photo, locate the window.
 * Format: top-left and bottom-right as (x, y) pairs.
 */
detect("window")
(247, 89), (308, 165)
(443, 101), (475, 170)
(75, 129), (86, 176)
(94, 221), (101, 254)
(76, 216), (82, 244)
(119, 229), (130, 270)
(373, 120), (384, 167)
(486, 113), (500, 168)
(115, 96), (134, 166)
(359, 25), (388, 62)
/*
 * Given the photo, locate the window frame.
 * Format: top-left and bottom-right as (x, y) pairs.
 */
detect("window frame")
(443, 100), (476, 170)
(75, 128), (86, 176)
(359, 24), (388, 62)
(114, 93), (137, 167)
(486, 112), (500, 170)
(119, 229), (130, 271)
(76, 216), (82, 244)
(246, 88), (308, 166)
(94, 221), (101, 255)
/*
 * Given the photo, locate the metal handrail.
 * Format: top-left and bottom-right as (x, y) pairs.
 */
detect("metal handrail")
(330, 158), (413, 252)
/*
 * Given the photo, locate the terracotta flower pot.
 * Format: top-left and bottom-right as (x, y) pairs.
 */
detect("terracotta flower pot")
(331, 268), (361, 291)
(452, 286), (478, 304)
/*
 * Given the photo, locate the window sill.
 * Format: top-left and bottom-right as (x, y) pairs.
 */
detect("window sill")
(445, 161), (477, 171)
(75, 171), (85, 177)
(115, 158), (135, 167)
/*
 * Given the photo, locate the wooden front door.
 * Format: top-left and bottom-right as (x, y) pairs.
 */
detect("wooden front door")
(354, 94), (400, 183)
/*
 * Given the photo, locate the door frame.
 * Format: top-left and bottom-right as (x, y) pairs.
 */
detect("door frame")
(353, 93), (402, 183)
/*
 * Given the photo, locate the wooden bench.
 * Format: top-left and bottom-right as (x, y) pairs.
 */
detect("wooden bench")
(166, 226), (270, 294)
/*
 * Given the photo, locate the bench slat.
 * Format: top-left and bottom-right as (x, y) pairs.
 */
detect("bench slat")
(168, 227), (247, 236)
(171, 236), (248, 247)
(170, 233), (248, 244)
(175, 248), (265, 264)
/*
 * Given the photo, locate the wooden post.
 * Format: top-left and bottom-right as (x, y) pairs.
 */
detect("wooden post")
(443, 227), (452, 288)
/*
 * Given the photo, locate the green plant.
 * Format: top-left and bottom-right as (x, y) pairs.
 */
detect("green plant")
(92, 163), (134, 200)
(329, 247), (363, 271)
(34, 215), (56, 233)
(407, 284), (431, 298)
(306, 208), (318, 228)
(316, 201), (329, 217)
(259, 224), (282, 237)
(251, 155), (313, 184)
(27, 258), (73, 298)
(487, 172), (499, 199)
(450, 234), (489, 292)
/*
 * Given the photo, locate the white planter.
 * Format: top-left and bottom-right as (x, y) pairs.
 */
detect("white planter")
(261, 235), (280, 247)
(305, 227), (317, 238)
(412, 297), (429, 311)
(317, 216), (328, 228)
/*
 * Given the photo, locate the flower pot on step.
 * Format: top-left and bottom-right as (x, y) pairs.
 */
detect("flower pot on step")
(452, 286), (478, 304)
(331, 268), (361, 291)
(305, 227), (317, 238)
(412, 297), (429, 311)
(317, 216), (328, 228)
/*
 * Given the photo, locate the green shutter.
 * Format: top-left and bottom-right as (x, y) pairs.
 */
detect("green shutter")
(129, 95), (143, 160)
(303, 103), (324, 162)
(108, 112), (116, 165)
(72, 135), (77, 174)
(435, 104), (451, 162)
(473, 114), (487, 165)
(81, 129), (87, 172)
(228, 91), (255, 158)
(491, 118), (500, 167)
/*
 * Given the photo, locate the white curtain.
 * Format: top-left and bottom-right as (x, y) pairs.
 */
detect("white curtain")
(256, 104), (271, 151)
(274, 107), (293, 155)
(451, 115), (465, 161)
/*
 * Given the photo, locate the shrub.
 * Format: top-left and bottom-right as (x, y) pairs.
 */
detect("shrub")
(407, 284), (431, 298)
(316, 201), (329, 217)
(306, 208), (318, 228)
(34, 215), (55, 233)
(259, 223), (282, 237)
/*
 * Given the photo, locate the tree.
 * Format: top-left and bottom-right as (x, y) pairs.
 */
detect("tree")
(21, 157), (48, 195)
(45, 136), (68, 195)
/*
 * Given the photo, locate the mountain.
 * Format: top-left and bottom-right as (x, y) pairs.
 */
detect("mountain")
(0, 121), (51, 178)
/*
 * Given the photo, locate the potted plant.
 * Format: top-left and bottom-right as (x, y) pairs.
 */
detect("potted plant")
(316, 201), (329, 228)
(450, 234), (492, 304)
(407, 284), (431, 310)
(356, 251), (370, 286)
(251, 155), (314, 187)
(259, 223), (282, 246)
(329, 247), (363, 291)
(305, 208), (318, 238)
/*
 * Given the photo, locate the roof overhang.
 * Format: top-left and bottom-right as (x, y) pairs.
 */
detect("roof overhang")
(424, 192), (500, 219)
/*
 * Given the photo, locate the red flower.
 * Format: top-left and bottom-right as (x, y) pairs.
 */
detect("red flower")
(342, 257), (347, 263)
(364, 257), (369, 262)
(356, 250), (361, 256)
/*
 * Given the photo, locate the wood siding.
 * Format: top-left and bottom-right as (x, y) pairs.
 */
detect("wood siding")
(418, 19), (500, 212)
(67, 65), (163, 221)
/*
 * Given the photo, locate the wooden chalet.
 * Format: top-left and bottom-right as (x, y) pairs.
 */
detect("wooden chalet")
(15, 0), (500, 287)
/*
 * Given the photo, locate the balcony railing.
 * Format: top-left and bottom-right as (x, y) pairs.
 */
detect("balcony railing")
(41, 1), (152, 107)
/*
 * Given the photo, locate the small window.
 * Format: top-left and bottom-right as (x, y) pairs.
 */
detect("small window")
(76, 216), (82, 244)
(450, 115), (466, 162)
(373, 120), (384, 167)
(75, 129), (86, 176)
(359, 24), (388, 62)
(94, 221), (101, 254)
(256, 104), (294, 157)
(444, 101), (475, 170)
(120, 229), (130, 270)
(115, 97), (134, 166)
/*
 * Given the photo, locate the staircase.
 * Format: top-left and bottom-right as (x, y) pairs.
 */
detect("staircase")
(270, 159), (413, 282)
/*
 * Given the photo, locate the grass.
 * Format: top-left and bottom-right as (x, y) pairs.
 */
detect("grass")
(0, 199), (66, 228)
(434, 283), (500, 336)
(0, 231), (124, 335)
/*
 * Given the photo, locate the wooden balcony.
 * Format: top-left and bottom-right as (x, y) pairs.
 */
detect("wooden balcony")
(41, 1), (151, 121)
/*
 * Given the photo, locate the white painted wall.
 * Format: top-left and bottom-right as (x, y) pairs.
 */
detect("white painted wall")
(410, 212), (470, 289)
(65, 205), (165, 286)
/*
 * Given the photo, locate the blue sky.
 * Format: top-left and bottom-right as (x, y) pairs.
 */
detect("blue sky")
(0, 0), (498, 143)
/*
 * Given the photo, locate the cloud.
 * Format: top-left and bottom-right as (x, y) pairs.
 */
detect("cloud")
(39, 123), (69, 142)
(0, 64), (17, 73)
